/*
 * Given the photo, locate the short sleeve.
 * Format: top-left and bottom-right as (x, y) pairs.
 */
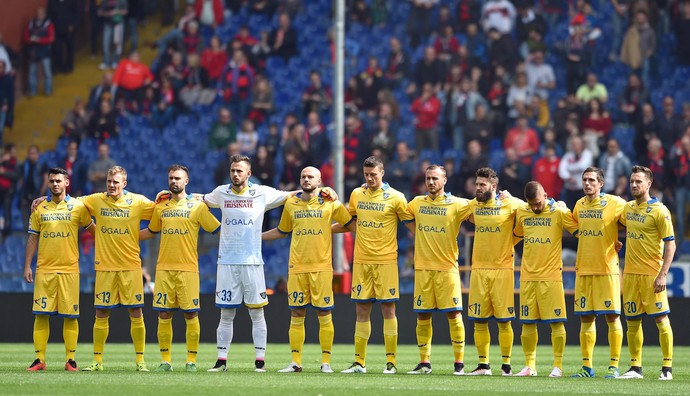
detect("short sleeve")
(332, 201), (353, 227)
(513, 212), (524, 238)
(198, 203), (221, 233)
(28, 210), (40, 235)
(658, 206), (675, 241)
(348, 190), (359, 217)
(139, 195), (155, 221)
(560, 207), (579, 236)
(204, 186), (223, 208)
(147, 205), (162, 233)
(263, 185), (289, 210)
(78, 204), (94, 229)
(455, 198), (471, 223)
(277, 203), (293, 234)
(396, 194), (414, 223)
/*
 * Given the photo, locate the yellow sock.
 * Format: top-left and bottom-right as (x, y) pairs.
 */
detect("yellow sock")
(607, 318), (623, 368)
(33, 315), (50, 362)
(63, 318), (79, 361)
(656, 317), (673, 368)
(93, 316), (109, 363)
(626, 319), (643, 367)
(318, 314), (334, 364)
(157, 317), (173, 363)
(130, 316), (146, 363)
(521, 323), (537, 370)
(550, 322), (566, 370)
(474, 321), (490, 364)
(416, 318), (432, 362)
(289, 316), (305, 366)
(354, 320), (371, 366)
(580, 321), (596, 368)
(185, 317), (200, 363)
(448, 316), (465, 363)
(498, 321), (514, 365)
(383, 317), (398, 364)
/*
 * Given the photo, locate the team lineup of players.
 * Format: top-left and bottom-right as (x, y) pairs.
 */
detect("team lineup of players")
(23, 154), (675, 380)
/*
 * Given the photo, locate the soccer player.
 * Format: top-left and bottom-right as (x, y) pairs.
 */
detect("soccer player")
(24, 168), (95, 371)
(262, 166), (355, 373)
(139, 165), (221, 372)
(340, 156), (414, 374)
(617, 166), (675, 380)
(512, 181), (578, 377)
(570, 167), (627, 378)
(405, 164), (470, 375)
(465, 167), (523, 376)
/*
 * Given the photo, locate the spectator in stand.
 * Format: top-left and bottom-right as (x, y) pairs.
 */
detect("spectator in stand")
(457, 0), (481, 32)
(576, 72), (608, 105)
(350, 0), (372, 26)
(159, 51), (187, 91)
(87, 0), (103, 59)
(61, 98), (90, 141)
(181, 20), (203, 56)
(499, 147), (530, 197)
(526, 93), (550, 132)
(305, 111), (331, 167)
(201, 36), (228, 85)
(180, 53), (215, 107)
(99, 0), (127, 70)
(371, 0), (388, 27)
(112, 50), (153, 106)
(249, 0), (279, 16)
(88, 99), (118, 141)
(532, 143), (562, 200)
(88, 143), (117, 193)
(516, 2), (547, 47)
(357, 56), (384, 112)
(609, 0), (631, 61)
(539, 128), (563, 157)
(268, 13), (298, 61)
(150, 4), (197, 57)
(640, 137), (669, 190)
(634, 102), (658, 158)
(378, 89), (401, 125)
(520, 26), (547, 60)
(563, 18), (590, 94)
(504, 116), (540, 166)
(465, 103), (492, 151)
(676, 0), (690, 66)
(125, 0), (144, 51)
(558, 135), (593, 209)
(458, 139), (487, 181)
(525, 49), (555, 101)
(673, 134), (690, 253)
(25, 7), (55, 97)
(283, 122), (308, 160)
(407, 0), (438, 48)
(195, 0), (224, 35)
(507, 72), (531, 120)
(487, 27), (517, 72)
(387, 141), (417, 199)
(248, 76), (273, 125)
(208, 107), (237, 151)
(370, 118), (396, 162)
(251, 145), (275, 186)
(581, 98), (613, 157)
(88, 72), (114, 112)
(251, 31), (272, 74)
(0, 143), (18, 239)
(435, 4), (455, 34)
(411, 83), (442, 152)
(343, 115), (363, 167)
(213, 142), (240, 186)
(279, 148), (303, 191)
(682, 103), (690, 135)
(48, 0), (81, 74)
(219, 49), (255, 120)
(598, 138), (631, 194)
(0, 33), (17, 76)
(657, 96), (682, 152)
(621, 9), (656, 87)
(234, 26), (259, 66)
(540, 0), (565, 32)
(236, 119), (259, 156)
(384, 37), (409, 88)
(407, 46), (444, 97)
(612, 174), (632, 201)
(18, 145), (48, 223)
(434, 25), (460, 65)
(61, 140), (87, 196)
(302, 71), (332, 117)
(481, 0), (516, 34)
(0, 61), (13, 143)
(618, 72), (648, 124)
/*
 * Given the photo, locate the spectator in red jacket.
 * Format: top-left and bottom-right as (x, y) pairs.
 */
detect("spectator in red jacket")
(504, 115), (540, 166)
(201, 36), (228, 84)
(434, 25), (460, 65)
(219, 49), (255, 120)
(532, 144), (562, 200)
(25, 7), (55, 96)
(411, 83), (442, 152)
(112, 50), (153, 105)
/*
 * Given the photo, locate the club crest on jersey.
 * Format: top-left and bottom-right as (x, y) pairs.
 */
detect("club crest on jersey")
(554, 309), (561, 316)
(445, 197), (452, 204)
(496, 199), (502, 207)
(383, 193), (390, 199)
(135, 294), (142, 302)
(389, 288), (396, 296)
(187, 202), (194, 209)
(67, 204), (73, 211)
(600, 200), (607, 207)
(550, 205), (556, 213)
(646, 207), (652, 213)
(604, 300), (611, 308)
(656, 302), (663, 309)
(453, 297), (459, 304)
(73, 304), (79, 311)
(260, 292), (267, 299)
(324, 297), (331, 304)
(126, 198), (133, 205)
(193, 299), (199, 306)
(249, 190), (256, 196)
(318, 197), (325, 205)
(508, 307), (514, 314)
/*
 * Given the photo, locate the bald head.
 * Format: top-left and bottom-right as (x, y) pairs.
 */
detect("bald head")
(300, 166), (322, 193)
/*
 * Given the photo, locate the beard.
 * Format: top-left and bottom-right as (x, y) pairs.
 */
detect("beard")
(169, 184), (184, 194)
(302, 185), (317, 193)
(475, 189), (492, 202)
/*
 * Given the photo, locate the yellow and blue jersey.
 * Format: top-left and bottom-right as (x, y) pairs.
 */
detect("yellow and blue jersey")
(620, 198), (675, 276)
(573, 193), (626, 275)
(468, 195), (524, 269)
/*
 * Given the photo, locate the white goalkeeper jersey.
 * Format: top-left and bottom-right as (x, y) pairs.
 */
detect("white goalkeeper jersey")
(204, 182), (288, 265)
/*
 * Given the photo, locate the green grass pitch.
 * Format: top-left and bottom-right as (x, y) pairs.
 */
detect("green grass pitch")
(1, 343), (687, 395)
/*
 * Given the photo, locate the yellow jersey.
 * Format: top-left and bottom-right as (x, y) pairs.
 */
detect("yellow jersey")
(28, 195), (93, 274)
(278, 193), (353, 274)
(348, 183), (414, 265)
(620, 198), (675, 276)
(573, 193), (626, 275)
(407, 193), (471, 271)
(80, 191), (154, 271)
(148, 195), (221, 272)
(513, 198), (579, 281)
(468, 195), (523, 269)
